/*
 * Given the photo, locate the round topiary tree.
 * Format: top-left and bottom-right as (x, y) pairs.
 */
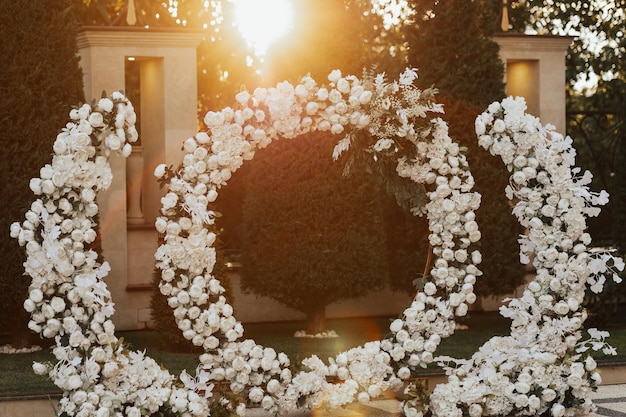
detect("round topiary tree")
(240, 131), (388, 334)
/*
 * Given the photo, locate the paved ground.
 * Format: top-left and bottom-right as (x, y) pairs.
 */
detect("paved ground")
(2, 382), (624, 417)
(245, 384), (626, 417)
(590, 384), (626, 417)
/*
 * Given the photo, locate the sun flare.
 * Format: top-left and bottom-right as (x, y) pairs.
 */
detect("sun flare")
(233, 0), (294, 56)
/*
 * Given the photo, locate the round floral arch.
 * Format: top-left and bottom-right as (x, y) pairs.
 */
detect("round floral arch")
(11, 69), (623, 417)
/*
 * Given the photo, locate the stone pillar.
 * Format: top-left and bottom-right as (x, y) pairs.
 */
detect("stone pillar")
(493, 34), (573, 135)
(76, 27), (204, 329)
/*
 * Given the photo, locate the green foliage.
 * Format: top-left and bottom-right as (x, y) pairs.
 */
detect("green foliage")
(403, 0), (527, 296)
(507, 0), (625, 99)
(0, 0), (84, 346)
(384, 200), (431, 294)
(240, 133), (389, 326)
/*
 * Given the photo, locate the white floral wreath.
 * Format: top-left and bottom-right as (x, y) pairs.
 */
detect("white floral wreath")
(11, 69), (622, 417)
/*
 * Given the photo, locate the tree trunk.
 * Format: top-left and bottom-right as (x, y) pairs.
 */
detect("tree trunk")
(305, 305), (327, 335)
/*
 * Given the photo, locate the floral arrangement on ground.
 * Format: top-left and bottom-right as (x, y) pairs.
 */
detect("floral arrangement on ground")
(10, 68), (623, 417)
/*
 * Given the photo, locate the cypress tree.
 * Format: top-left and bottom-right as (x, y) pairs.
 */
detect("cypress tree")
(0, 0), (84, 346)
(399, 0), (527, 298)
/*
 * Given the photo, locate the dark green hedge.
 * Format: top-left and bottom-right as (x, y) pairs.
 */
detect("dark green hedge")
(0, 0), (84, 346)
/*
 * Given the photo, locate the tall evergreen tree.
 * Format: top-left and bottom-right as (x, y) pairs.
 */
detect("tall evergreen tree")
(399, 0), (527, 298)
(0, 0), (84, 346)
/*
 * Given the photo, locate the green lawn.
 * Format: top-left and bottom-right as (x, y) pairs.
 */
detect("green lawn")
(2, 312), (625, 397)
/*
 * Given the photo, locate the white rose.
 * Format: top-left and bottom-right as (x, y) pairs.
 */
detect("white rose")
(66, 374), (83, 390)
(478, 134), (493, 149)
(515, 381), (531, 394)
(304, 101), (319, 115)
(50, 297), (66, 313)
(235, 90), (250, 104)
(585, 356), (597, 371)
(32, 362), (49, 375)
(425, 309), (437, 321)
(513, 155), (527, 168)
(512, 171), (527, 184)
(390, 319), (404, 333)
(204, 111), (225, 127)
(395, 329), (409, 343)
(154, 164), (167, 178)
(421, 351), (433, 363)
(567, 298), (580, 312)
(396, 367), (411, 380)
(337, 78), (350, 94)
(551, 403), (565, 417)
(468, 403), (482, 417)
(317, 87), (329, 101)
(41, 179), (55, 195)
(466, 292), (477, 304)
(475, 118), (486, 135)
(331, 123), (344, 135)
(161, 192), (178, 210)
(541, 388), (556, 402)
(328, 89), (343, 104)
(442, 199), (456, 212)
(528, 281), (541, 293)
(541, 204), (556, 218)
(570, 362), (585, 377)
(553, 301), (570, 315)
(294, 84), (308, 98)
(456, 303), (469, 316)
(471, 251), (482, 265)
(357, 392), (370, 404)
(493, 119), (506, 133)
(29, 288), (44, 303)
(249, 387), (264, 403)
(261, 395), (274, 410)
(98, 98), (113, 113)
(328, 69), (342, 82)
(423, 340), (438, 353)
(391, 346), (406, 361)
(424, 282), (437, 295)
(203, 336), (219, 350)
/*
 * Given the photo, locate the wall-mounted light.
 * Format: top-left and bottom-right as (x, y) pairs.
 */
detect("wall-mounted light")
(127, 56), (136, 61)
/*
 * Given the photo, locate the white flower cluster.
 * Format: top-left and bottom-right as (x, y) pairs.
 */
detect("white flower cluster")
(11, 94), (210, 417)
(429, 97), (623, 417)
(154, 68), (482, 416)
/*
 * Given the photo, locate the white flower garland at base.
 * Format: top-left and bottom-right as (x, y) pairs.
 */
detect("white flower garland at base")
(11, 75), (621, 417)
